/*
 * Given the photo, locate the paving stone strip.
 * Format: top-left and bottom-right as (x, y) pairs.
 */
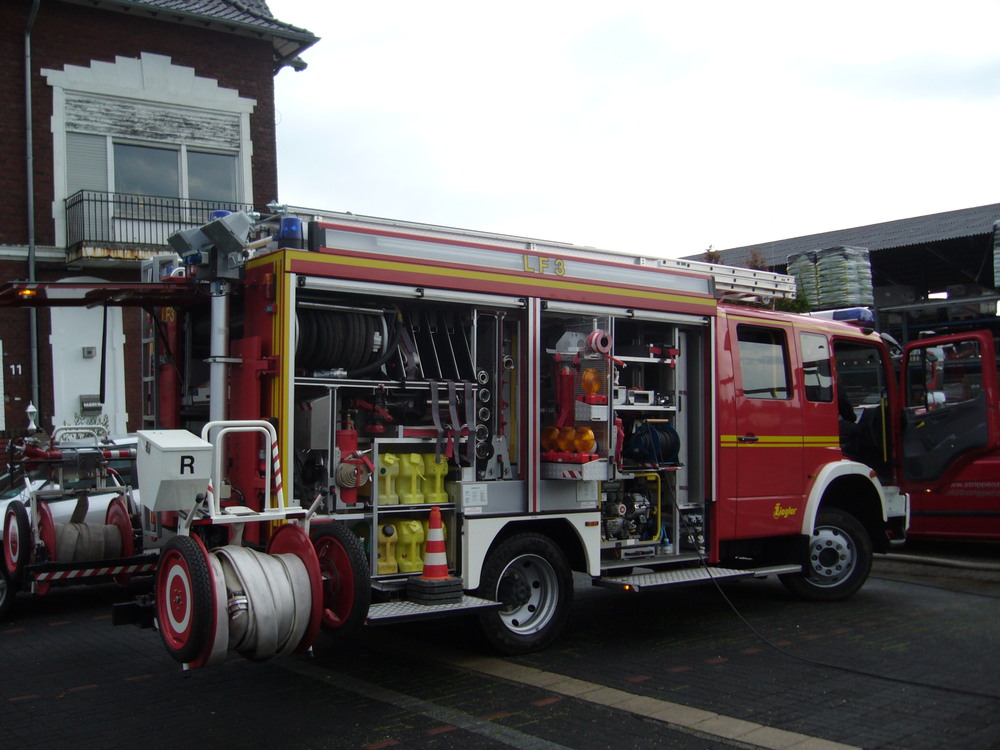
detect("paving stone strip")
(362, 631), (861, 750)
(278, 656), (575, 750)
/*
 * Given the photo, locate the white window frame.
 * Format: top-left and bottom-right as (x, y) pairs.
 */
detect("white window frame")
(185, 147), (239, 204)
(43, 52), (256, 247)
(109, 140), (240, 202)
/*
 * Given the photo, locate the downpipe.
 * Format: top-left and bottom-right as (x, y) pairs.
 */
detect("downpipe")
(25, 0), (41, 418)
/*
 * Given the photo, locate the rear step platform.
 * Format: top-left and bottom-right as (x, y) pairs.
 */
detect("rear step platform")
(594, 563), (801, 592)
(366, 595), (500, 626)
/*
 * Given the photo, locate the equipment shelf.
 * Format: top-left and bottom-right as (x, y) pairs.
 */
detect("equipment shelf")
(540, 458), (609, 481)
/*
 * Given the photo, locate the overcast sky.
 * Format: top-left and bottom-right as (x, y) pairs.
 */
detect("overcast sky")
(266, 1), (1000, 259)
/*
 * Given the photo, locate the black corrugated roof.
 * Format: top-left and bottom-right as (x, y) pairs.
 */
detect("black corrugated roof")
(700, 203), (1000, 269)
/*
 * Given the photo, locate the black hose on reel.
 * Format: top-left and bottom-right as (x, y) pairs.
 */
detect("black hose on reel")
(346, 309), (405, 378)
(623, 421), (681, 464)
(297, 308), (403, 377)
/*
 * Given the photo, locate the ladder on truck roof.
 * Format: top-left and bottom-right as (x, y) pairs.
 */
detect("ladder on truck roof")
(653, 257), (797, 302)
(286, 205), (797, 304)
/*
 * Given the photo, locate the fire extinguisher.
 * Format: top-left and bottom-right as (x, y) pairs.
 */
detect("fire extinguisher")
(335, 423), (373, 504)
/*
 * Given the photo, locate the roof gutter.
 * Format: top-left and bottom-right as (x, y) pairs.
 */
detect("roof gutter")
(25, 0), (41, 422)
(60, 0), (319, 73)
(273, 49), (313, 74)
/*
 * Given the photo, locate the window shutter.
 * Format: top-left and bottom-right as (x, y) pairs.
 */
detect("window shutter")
(66, 133), (108, 195)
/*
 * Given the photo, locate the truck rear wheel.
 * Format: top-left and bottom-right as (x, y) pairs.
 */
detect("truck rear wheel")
(156, 535), (215, 663)
(780, 508), (872, 601)
(311, 523), (370, 636)
(476, 533), (572, 654)
(3, 501), (30, 586)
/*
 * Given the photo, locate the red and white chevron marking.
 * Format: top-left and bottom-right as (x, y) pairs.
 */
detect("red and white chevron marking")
(34, 562), (157, 582)
(271, 439), (285, 506)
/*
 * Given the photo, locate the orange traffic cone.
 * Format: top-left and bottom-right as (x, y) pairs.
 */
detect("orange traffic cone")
(406, 506), (463, 603)
(419, 506), (449, 580)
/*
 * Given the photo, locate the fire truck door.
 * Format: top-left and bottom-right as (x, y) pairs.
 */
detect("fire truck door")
(901, 331), (999, 483)
(730, 321), (805, 537)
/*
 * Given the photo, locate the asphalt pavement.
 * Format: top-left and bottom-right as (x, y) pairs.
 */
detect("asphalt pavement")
(1, 542), (998, 750)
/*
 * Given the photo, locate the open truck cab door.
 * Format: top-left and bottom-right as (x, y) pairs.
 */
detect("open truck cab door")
(900, 331), (1000, 539)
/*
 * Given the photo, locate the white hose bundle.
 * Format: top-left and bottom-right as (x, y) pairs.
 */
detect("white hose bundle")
(214, 546), (311, 661)
(335, 460), (371, 489)
(54, 522), (123, 563)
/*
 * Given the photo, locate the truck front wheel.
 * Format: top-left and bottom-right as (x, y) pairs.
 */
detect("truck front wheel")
(476, 533), (572, 654)
(780, 508), (872, 601)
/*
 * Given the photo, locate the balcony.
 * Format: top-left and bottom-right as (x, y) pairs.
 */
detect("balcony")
(65, 190), (255, 266)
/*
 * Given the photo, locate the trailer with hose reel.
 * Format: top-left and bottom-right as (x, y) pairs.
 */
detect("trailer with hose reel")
(0, 426), (152, 619)
(7, 205), (992, 673)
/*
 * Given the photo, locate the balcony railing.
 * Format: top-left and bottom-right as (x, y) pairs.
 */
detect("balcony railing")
(65, 190), (255, 259)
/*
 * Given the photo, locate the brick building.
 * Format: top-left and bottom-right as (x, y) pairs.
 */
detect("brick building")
(1, 0), (316, 438)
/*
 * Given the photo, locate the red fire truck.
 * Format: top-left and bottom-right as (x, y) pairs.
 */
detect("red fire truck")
(1, 208), (992, 668)
(897, 331), (1000, 540)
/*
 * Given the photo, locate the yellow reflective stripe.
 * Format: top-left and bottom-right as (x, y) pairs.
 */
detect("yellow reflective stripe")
(284, 250), (717, 309)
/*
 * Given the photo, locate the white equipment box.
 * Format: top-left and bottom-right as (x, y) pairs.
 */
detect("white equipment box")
(137, 430), (213, 511)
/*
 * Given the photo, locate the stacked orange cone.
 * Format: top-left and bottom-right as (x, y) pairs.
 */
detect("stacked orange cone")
(420, 506), (450, 579)
(407, 506), (463, 603)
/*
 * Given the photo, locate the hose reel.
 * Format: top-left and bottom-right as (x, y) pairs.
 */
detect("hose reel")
(54, 523), (123, 562)
(29, 496), (136, 594)
(155, 524), (323, 669)
(622, 420), (681, 465)
(215, 545), (312, 661)
(296, 308), (404, 378)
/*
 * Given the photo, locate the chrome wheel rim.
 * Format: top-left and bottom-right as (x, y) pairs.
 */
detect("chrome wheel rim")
(806, 525), (856, 587)
(496, 553), (559, 635)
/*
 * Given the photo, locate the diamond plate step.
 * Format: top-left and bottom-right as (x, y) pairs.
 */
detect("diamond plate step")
(366, 595), (500, 626)
(594, 563), (801, 592)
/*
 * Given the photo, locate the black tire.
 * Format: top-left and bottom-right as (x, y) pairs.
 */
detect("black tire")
(0, 563), (15, 621)
(155, 535), (215, 664)
(780, 508), (872, 601)
(475, 533), (573, 654)
(311, 523), (371, 636)
(3, 501), (30, 586)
